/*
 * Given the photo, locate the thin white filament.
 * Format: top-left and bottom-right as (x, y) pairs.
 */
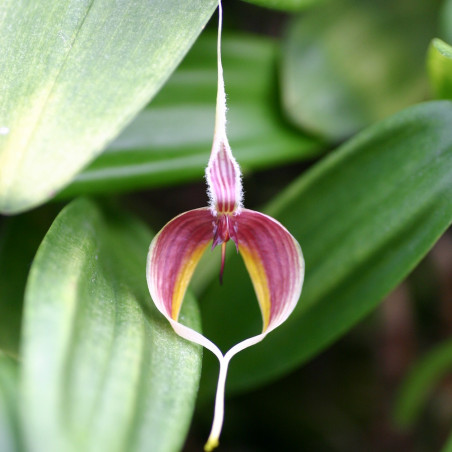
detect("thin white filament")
(204, 334), (268, 451)
(215, 0), (226, 138)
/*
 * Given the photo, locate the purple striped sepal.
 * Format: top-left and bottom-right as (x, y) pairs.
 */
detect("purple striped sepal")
(206, 132), (242, 215)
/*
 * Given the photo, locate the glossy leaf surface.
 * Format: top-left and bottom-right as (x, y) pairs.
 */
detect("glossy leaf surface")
(0, 0), (217, 214)
(281, 0), (438, 140)
(60, 34), (321, 198)
(428, 38), (452, 99)
(199, 101), (452, 396)
(21, 198), (202, 452)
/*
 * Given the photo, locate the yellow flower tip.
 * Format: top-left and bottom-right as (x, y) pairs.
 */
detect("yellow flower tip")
(204, 436), (219, 452)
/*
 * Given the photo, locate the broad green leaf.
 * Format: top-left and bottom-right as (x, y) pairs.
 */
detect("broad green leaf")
(241, 0), (325, 11)
(199, 100), (452, 396)
(428, 38), (452, 99)
(281, 0), (439, 141)
(0, 207), (57, 354)
(0, 353), (21, 452)
(59, 33), (321, 198)
(393, 339), (452, 429)
(21, 198), (202, 452)
(0, 0), (217, 214)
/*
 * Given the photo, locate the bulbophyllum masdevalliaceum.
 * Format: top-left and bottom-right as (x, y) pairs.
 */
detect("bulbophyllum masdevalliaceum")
(146, 3), (305, 450)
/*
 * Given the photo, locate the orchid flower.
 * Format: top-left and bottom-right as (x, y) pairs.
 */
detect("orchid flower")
(146, 3), (304, 450)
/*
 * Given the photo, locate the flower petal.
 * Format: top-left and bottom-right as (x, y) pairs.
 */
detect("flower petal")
(237, 209), (305, 332)
(147, 208), (213, 322)
(205, 3), (242, 216)
(146, 205), (305, 452)
(206, 137), (242, 215)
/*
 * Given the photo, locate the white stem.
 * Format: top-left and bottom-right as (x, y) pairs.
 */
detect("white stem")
(204, 355), (230, 451)
(204, 333), (267, 451)
(214, 0), (226, 138)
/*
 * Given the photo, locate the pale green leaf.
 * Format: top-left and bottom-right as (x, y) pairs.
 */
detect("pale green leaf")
(0, 353), (22, 452)
(21, 198), (202, 452)
(0, 0), (217, 214)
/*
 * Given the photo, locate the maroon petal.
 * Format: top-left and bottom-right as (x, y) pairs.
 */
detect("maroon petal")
(237, 209), (305, 332)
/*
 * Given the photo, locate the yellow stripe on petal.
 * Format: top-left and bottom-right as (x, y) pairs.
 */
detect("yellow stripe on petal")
(239, 245), (271, 331)
(236, 208), (304, 333)
(147, 208), (213, 322)
(171, 242), (210, 321)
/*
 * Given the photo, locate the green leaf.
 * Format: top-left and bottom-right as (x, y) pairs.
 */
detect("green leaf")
(21, 198), (202, 452)
(440, 0), (452, 44)
(0, 0), (217, 214)
(281, 0), (438, 141)
(393, 339), (452, 429)
(59, 33), (322, 198)
(199, 100), (452, 396)
(428, 38), (452, 99)
(0, 206), (57, 355)
(0, 353), (21, 452)
(241, 0), (324, 12)
(443, 431), (452, 452)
